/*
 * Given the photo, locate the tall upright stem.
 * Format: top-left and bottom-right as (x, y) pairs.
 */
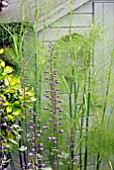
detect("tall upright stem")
(49, 44), (60, 170)
(80, 76), (86, 170)
(84, 70), (91, 170)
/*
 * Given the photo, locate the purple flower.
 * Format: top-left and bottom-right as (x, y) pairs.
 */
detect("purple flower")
(57, 100), (62, 103)
(54, 141), (57, 144)
(53, 71), (57, 75)
(52, 137), (55, 141)
(58, 122), (62, 125)
(38, 143), (43, 147)
(4, 145), (10, 149)
(38, 148), (44, 151)
(27, 139), (31, 142)
(3, 117), (8, 121)
(38, 164), (45, 168)
(28, 153), (33, 157)
(31, 143), (35, 147)
(48, 119), (52, 122)
(54, 122), (57, 127)
(45, 77), (49, 80)
(0, 80), (3, 83)
(38, 130), (42, 134)
(37, 119), (41, 123)
(2, 157), (6, 161)
(46, 89), (50, 93)
(36, 154), (41, 159)
(59, 109), (63, 112)
(8, 126), (13, 130)
(53, 114), (56, 119)
(29, 120), (33, 123)
(49, 82), (53, 85)
(32, 148), (36, 152)
(32, 137), (35, 141)
(47, 137), (51, 141)
(59, 130), (64, 134)
(2, 99), (6, 103)
(1, 139), (7, 143)
(58, 116), (62, 120)
(55, 81), (59, 85)
(43, 107), (48, 110)
(46, 94), (50, 98)
(1, 122), (7, 127)
(42, 126), (48, 130)
(36, 134), (41, 138)
(48, 102), (52, 106)
(29, 109), (33, 113)
(1, 86), (4, 89)
(27, 163), (32, 167)
(29, 126), (33, 129)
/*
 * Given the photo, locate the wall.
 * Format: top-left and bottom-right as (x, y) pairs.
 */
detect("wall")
(38, 1), (93, 44)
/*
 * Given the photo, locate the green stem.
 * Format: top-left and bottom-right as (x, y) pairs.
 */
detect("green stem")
(80, 77), (86, 170)
(18, 121), (23, 170)
(74, 82), (78, 119)
(84, 70), (91, 170)
(102, 55), (112, 120)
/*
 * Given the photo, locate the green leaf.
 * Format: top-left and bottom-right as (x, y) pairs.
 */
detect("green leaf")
(74, 136), (84, 154)
(8, 138), (18, 146)
(61, 75), (70, 95)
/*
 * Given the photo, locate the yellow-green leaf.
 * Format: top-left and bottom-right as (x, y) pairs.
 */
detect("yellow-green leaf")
(6, 106), (12, 113)
(7, 115), (14, 121)
(5, 89), (16, 93)
(26, 90), (34, 96)
(30, 97), (36, 102)
(14, 101), (20, 105)
(0, 60), (5, 67)
(0, 48), (4, 54)
(5, 78), (9, 86)
(4, 101), (9, 106)
(10, 77), (20, 86)
(12, 109), (22, 116)
(4, 66), (13, 74)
